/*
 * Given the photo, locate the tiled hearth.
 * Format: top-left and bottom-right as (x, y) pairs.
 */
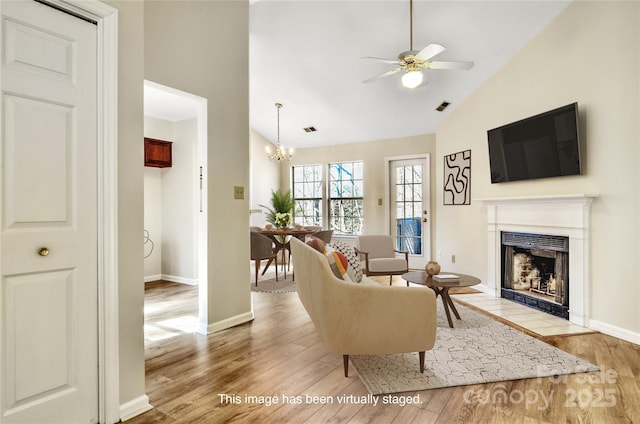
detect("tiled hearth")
(451, 292), (595, 337)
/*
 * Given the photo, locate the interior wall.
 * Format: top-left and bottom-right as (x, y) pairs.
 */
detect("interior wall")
(143, 168), (162, 279)
(144, 0), (250, 328)
(285, 134), (436, 240)
(161, 118), (198, 283)
(435, 0), (640, 338)
(249, 129), (280, 227)
(103, 0), (146, 410)
(143, 116), (172, 280)
(143, 116), (198, 284)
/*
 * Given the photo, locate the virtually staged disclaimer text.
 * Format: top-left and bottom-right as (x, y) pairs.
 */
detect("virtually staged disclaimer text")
(218, 393), (421, 407)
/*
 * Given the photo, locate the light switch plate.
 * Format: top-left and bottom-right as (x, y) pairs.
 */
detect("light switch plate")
(234, 186), (244, 199)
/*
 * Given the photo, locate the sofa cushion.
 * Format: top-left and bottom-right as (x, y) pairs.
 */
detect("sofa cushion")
(305, 234), (326, 253)
(325, 245), (357, 282)
(329, 239), (363, 283)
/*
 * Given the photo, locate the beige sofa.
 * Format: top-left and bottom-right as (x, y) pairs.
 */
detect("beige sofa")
(290, 237), (437, 377)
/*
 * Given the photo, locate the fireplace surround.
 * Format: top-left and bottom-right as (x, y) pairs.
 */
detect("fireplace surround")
(479, 194), (596, 327)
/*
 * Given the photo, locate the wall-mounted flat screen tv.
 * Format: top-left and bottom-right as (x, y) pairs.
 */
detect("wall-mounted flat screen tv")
(487, 103), (581, 183)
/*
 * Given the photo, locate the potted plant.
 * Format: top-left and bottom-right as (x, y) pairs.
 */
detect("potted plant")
(261, 189), (295, 228)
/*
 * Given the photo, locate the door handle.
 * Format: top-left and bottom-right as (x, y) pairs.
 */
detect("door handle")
(38, 247), (50, 256)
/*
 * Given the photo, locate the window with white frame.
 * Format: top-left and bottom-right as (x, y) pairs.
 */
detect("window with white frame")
(329, 161), (363, 235)
(292, 164), (323, 227)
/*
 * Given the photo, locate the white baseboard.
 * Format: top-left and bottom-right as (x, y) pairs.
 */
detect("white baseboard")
(144, 274), (161, 283)
(161, 274), (199, 285)
(589, 319), (640, 345)
(466, 285), (640, 346)
(203, 311), (254, 334)
(473, 283), (495, 296)
(144, 274), (198, 285)
(120, 394), (153, 422)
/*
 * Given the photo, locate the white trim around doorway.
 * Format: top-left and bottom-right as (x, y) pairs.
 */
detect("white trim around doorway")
(384, 154), (432, 267)
(143, 80), (209, 336)
(47, 1), (122, 422)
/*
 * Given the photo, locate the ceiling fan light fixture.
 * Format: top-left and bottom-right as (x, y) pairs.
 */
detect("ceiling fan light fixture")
(401, 70), (423, 89)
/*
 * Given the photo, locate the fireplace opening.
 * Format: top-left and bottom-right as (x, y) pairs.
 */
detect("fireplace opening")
(501, 232), (569, 319)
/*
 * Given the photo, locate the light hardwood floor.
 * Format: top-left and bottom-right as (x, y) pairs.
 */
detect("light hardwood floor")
(129, 281), (640, 423)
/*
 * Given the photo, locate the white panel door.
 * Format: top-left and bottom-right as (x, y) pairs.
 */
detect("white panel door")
(390, 157), (430, 269)
(0, 1), (98, 423)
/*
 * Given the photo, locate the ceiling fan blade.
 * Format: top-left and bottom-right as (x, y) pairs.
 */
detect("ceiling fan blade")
(362, 68), (401, 83)
(415, 44), (446, 61)
(361, 56), (400, 64)
(427, 60), (474, 70)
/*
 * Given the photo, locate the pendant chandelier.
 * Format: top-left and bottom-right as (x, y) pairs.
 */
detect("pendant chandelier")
(266, 102), (293, 161)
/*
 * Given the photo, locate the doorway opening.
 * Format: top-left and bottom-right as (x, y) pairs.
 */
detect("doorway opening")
(143, 81), (208, 339)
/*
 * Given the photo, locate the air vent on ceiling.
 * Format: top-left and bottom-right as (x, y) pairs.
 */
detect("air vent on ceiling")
(436, 101), (450, 112)
(303, 126), (317, 133)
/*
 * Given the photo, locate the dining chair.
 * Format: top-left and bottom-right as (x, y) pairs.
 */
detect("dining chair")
(312, 229), (333, 243)
(250, 231), (278, 286)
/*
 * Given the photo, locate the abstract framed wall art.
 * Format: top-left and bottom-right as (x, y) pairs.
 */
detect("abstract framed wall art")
(443, 149), (471, 205)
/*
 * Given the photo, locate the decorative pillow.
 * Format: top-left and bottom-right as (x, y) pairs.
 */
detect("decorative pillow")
(329, 240), (363, 283)
(305, 234), (326, 253)
(325, 244), (357, 283)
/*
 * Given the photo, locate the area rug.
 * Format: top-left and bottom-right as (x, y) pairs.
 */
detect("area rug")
(250, 266), (296, 293)
(350, 301), (599, 395)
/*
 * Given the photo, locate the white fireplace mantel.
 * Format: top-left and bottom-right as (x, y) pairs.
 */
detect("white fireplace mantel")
(478, 193), (597, 206)
(478, 194), (598, 327)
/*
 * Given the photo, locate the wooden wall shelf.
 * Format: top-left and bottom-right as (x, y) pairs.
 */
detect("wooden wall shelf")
(144, 137), (172, 168)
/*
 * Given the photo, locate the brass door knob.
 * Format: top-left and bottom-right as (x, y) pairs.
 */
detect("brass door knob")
(38, 247), (49, 257)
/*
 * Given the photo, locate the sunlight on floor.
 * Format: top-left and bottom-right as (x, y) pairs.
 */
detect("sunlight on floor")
(144, 316), (198, 342)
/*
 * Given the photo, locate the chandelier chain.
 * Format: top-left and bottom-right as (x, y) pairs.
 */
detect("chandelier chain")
(267, 102), (292, 161)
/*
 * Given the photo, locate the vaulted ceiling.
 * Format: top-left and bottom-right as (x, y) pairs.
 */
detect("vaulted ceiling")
(144, 1), (572, 148)
(249, 0), (571, 148)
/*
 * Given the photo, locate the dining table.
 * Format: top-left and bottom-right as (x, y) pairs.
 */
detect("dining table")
(257, 227), (315, 278)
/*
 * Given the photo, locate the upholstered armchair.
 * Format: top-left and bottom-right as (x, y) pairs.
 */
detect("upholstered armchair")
(290, 237), (436, 377)
(356, 235), (409, 285)
(250, 231), (278, 286)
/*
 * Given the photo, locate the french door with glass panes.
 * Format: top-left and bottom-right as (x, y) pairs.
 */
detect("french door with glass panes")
(389, 157), (430, 269)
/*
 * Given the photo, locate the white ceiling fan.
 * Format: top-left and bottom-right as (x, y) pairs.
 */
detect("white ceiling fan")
(362, 0), (474, 89)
